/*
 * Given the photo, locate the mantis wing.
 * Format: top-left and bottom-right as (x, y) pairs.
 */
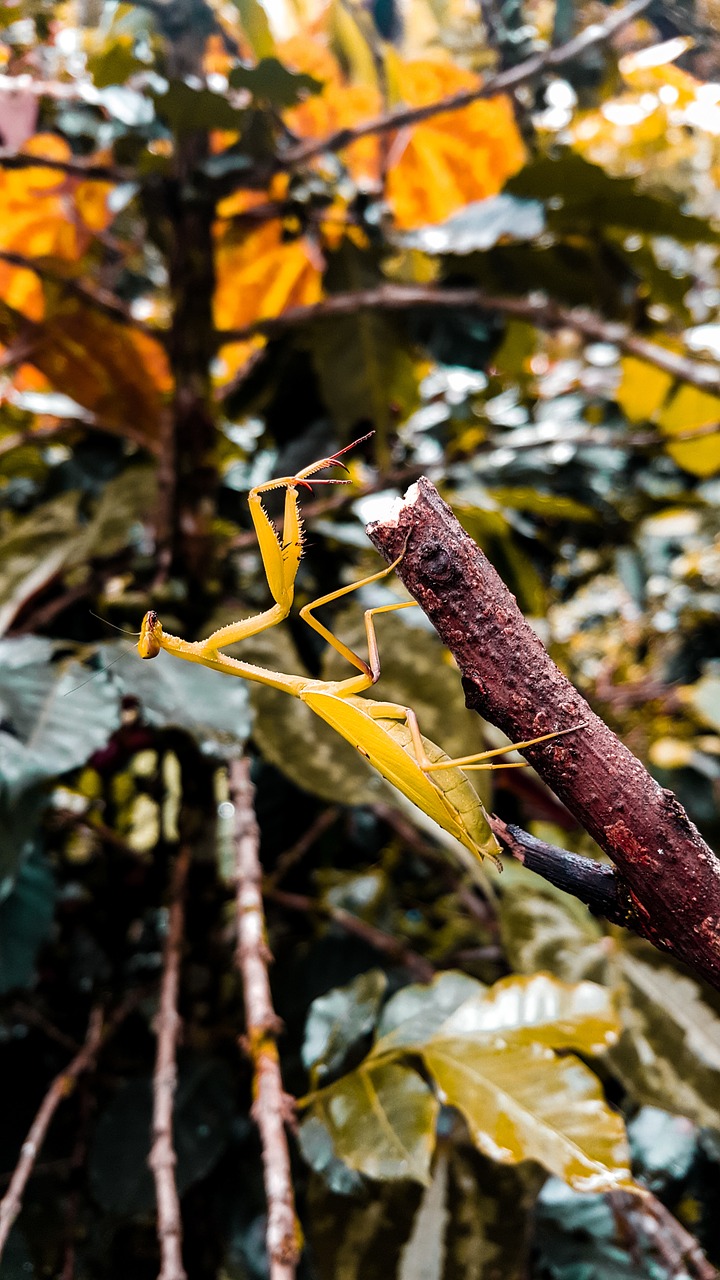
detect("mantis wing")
(303, 691), (501, 864)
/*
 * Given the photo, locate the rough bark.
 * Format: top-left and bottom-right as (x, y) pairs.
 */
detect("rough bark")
(367, 477), (720, 992)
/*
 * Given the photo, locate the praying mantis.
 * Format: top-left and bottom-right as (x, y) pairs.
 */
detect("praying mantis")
(139, 436), (581, 869)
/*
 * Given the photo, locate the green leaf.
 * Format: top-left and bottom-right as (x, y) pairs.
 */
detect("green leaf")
(373, 971), (620, 1058)
(229, 0), (276, 58)
(152, 82), (247, 133)
(395, 195), (544, 255)
(508, 153), (720, 243)
(496, 859), (609, 984)
(229, 58), (322, 107)
(608, 952), (720, 1131)
(0, 493), (82, 636)
(306, 312), (419, 443)
(305, 1061), (439, 1184)
(99, 639), (251, 755)
(424, 1040), (632, 1191)
(88, 39), (147, 88)
(304, 970), (388, 1084)
(0, 842), (55, 994)
(89, 1057), (236, 1215)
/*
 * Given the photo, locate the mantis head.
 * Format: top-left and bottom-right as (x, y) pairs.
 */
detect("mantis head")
(138, 610), (163, 659)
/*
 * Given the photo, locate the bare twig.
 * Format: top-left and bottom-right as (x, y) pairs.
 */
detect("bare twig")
(0, 1007), (105, 1261)
(230, 759), (299, 1280)
(149, 845), (191, 1280)
(265, 807), (341, 890)
(267, 887), (435, 982)
(279, 0), (653, 168)
(215, 285), (720, 398)
(609, 1191), (717, 1280)
(0, 148), (126, 182)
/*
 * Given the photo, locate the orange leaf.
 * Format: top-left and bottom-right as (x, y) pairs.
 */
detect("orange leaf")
(386, 60), (526, 229)
(1, 298), (171, 448)
(0, 135), (115, 320)
(214, 221), (323, 383)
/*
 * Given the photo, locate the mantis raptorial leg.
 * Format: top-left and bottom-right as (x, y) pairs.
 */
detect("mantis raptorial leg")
(140, 436), (585, 866)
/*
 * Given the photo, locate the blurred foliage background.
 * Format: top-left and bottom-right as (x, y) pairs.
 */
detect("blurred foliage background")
(2, 0), (720, 1274)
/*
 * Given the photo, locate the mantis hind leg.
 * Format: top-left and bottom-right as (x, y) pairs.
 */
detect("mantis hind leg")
(386, 706), (576, 773)
(299, 549), (416, 692)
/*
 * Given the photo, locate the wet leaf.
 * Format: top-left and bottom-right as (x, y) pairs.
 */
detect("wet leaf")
(424, 1040), (632, 1191)
(373, 971), (619, 1058)
(303, 969), (388, 1084)
(306, 1061), (439, 1184)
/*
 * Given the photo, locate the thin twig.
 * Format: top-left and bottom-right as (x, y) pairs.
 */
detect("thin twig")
(609, 1191), (717, 1280)
(216, 284), (720, 397)
(0, 148), (126, 182)
(279, 0), (653, 168)
(0, 1006), (105, 1261)
(149, 846), (191, 1280)
(230, 759), (300, 1280)
(268, 887), (435, 982)
(265, 807), (341, 890)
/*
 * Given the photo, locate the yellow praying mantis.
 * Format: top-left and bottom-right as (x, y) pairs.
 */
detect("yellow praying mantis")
(139, 435), (581, 869)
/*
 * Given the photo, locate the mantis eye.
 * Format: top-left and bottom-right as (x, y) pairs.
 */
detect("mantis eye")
(138, 610), (162, 659)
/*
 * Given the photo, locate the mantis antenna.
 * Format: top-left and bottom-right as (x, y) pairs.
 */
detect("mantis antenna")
(138, 435), (585, 869)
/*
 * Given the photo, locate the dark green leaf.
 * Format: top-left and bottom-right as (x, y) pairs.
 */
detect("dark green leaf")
(152, 82), (247, 133)
(229, 58), (322, 107)
(303, 969), (388, 1083)
(0, 841), (55, 994)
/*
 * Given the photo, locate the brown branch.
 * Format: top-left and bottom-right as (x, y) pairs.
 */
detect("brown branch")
(279, 0), (653, 168)
(0, 1006), (105, 1262)
(149, 846), (191, 1280)
(609, 1191), (717, 1280)
(0, 251), (163, 339)
(268, 887), (435, 982)
(366, 478), (720, 992)
(0, 149), (127, 182)
(230, 759), (300, 1280)
(215, 285), (720, 398)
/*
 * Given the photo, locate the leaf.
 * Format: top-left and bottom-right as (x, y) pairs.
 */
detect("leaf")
(509, 153), (720, 243)
(98, 640), (252, 756)
(89, 1057), (236, 1215)
(230, 0), (276, 59)
(534, 1178), (666, 1280)
(306, 310), (420, 440)
(658, 385), (720, 477)
(72, 465), (157, 562)
(608, 953), (720, 1130)
(384, 58), (526, 230)
(0, 841), (55, 994)
(0, 492), (83, 636)
(373, 971), (620, 1058)
(151, 82), (248, 133)
(395, 195), (544, 255)
(303, 969), (388, 1084)
(0, 298), (171, 445)
(424, 1040), (632, 1191)
(229, 58), (322, 107)
(306, 1061), (439, 1184)
(616, 357), (673, 424)
(496, 859), (610, 984)
(0, 637), (121, 796)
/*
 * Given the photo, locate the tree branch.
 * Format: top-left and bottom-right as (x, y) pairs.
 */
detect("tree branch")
(366, 478), (720, 992)
(149, 845), (191, 1280)
(215, 285), (720, 398)
(488, 816), (640, 928)
(279, 0), (653, 168)
(0, 1004), (109, 1262)
(0, 250), (163, 339)
(230, 759), (300, 1280)
(0, 149), (126, 182)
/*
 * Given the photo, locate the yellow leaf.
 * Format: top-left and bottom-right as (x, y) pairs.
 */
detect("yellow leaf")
(213, 220), (323, 383)
(616, 356), (673, 423)
(658, 384), (720, 476)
